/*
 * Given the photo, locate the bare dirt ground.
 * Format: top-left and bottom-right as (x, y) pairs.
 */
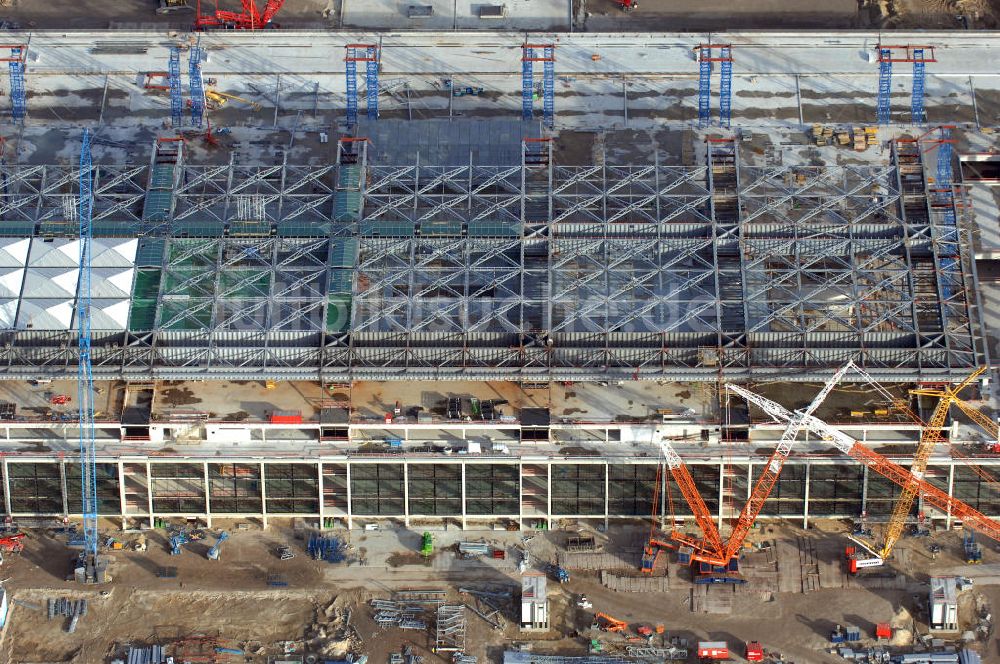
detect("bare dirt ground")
(0, 519), (995, 663)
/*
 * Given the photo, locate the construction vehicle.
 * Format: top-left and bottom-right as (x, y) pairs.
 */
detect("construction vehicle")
(964, 532), (983, 563)
(204, 89), (263, 111)
(745, 641), (764, 662)
(594, 612), (627, 633)
(421, 532), (434, 557)
(194, 0), (285, 29)
(724, 384), (1000, 565)
(207, 531), (229, 560)
(616, 0), (638, 11)
(169, 531), (190, 555)
(0, 533), (25, 553)
(548, 563), (569, 583)
(157, 0), (192, 13)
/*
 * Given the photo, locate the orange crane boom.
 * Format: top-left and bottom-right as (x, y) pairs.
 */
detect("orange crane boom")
(707, 361), (855, 566)
(728, 384), (1000, 549)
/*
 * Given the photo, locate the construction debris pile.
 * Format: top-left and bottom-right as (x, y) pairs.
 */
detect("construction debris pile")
(304, 597), (362, 660)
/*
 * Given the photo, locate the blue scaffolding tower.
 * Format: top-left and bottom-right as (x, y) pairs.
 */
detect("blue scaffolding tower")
(345, 57), (358, 127)
(937, 128), (953, 186)
(188, 45), (205, 128)
(697, 47), (712, 127)
(719, 45), (733, 128)
(542, 45), (555, 129)
(521, 44), (555, 127)
(168, 47), (183, 128)
(345, 44), (378, 128)
(876, 45), (934, 126)
(911, 48), (926, 124)
(365, 46), (379, 121)
(7, 46), (25, 122)
(876, 49), (892, 125)
(521, 46), (534, 121)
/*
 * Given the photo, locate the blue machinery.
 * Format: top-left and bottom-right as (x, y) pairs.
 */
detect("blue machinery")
(189, 44), (205, 128)
(345, 44), (379, 128)
(696, 44), (733, 128)
(3, 44), (26, 122)
(876, 44), (936, 125)
(168, 46), (183, 128)
(522, 44), (555, 129)
(75, 129), (105, 584)
(207, 531), (229, 560)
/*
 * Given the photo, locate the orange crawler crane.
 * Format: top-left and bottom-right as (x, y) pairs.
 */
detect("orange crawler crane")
(594, 612), (627, 633)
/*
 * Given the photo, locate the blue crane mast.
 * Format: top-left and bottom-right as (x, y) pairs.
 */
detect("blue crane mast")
(74, 129), (105, 584)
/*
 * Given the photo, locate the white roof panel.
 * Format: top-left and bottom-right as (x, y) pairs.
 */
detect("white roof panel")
(91, 268), (134, 299)
(0, 239), (30, 268)
(92, 238), (138, 268)
(0, 300), (17, 329)
(27, 239), (81, 268)
(22, 268), (78, 299)
(0, 268), (24, 298)
(16, 299), (74, 329)
(91, 299), (131, 330)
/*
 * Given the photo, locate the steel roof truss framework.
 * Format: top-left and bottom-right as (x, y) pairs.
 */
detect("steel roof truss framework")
(0, 141), (984, 381)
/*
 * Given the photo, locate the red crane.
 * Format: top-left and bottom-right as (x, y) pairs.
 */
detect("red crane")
(195, 0), (285, 29)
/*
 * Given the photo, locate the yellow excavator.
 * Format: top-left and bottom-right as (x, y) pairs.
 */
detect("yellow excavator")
(204, 89), (262, 111)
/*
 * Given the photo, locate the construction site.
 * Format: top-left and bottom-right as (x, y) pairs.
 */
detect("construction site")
(0, 0), (999, 662)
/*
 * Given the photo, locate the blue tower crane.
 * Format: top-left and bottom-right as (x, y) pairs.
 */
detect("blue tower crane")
(74, 129), (105, 584)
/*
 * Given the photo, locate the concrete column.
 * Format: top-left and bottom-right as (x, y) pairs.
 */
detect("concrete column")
(318, 462), (326, 530)
(517, 461), (524, 530)
(145, 461), (154, 529)
(203, 462), (212, 528)
(59, 460), (69, 518)
(546, 463), (552, 529)
(2, 457), (11, 516)
(746, 462), (754, 500)
(460, 462), (466, 530)
(603, 462), (609, 531)
(860, 465), (869, 517)
(403, 462), (410, 527)
(118, 461), (127, 531)
(946, 463), (955, 529)
(717, 461), (725, 531)
(802, 462), (811, 529)
(346, 462), (353, 530)
(659, 464), (666, 529)
(260, 462), (268, 529)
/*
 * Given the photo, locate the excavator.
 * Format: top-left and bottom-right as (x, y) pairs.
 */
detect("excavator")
(594, 612), (627, 633)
